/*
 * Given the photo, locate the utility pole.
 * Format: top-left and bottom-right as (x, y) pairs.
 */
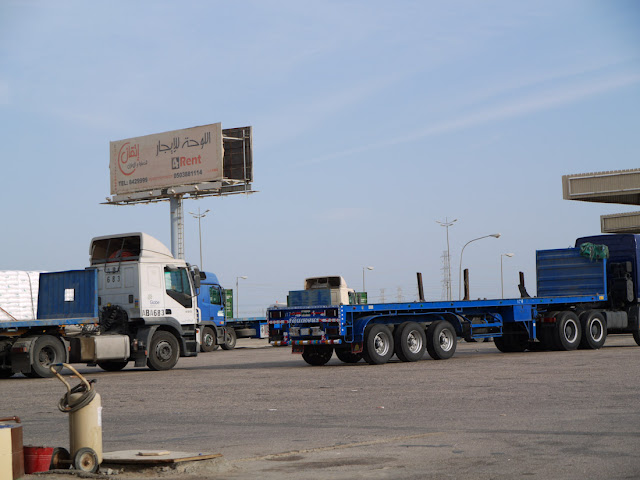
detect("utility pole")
(436, 218), (457, 301)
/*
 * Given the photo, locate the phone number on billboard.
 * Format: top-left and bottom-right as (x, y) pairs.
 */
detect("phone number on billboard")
(174, 169), (203, 179)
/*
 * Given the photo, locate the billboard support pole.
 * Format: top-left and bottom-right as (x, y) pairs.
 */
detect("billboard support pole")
(170, 195), (185, 259)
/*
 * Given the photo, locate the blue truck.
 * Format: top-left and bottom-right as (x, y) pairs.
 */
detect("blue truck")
(268, 234), (640, 365)
(197, 271), (268, 352)
(0, 233), (203, 378)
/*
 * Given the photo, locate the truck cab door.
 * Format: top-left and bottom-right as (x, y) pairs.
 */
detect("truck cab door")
(163, 266), (196, 325)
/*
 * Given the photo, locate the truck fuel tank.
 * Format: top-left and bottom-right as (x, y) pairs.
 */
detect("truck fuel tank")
(68, 335), (130, 363)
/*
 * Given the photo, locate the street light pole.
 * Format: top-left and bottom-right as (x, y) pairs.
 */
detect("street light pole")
(458, 233), (501, 300)
(436, 218), (457, 301)
(501, 253), (514, 298)
(188, 207), (210, 268)
(235, 275), (247, 319)
(363, 266), (374, 293)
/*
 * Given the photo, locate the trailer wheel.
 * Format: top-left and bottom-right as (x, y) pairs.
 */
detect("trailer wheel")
(200, 326), (218, 352)
(335, 349), (362, 363)
(302, 346), (333, 366)
(554, 311), (581, 351)
(147, 331), (179, 371)
(634, 329), (640, 347)
(579, 311), (606, 349)
(97, 360), (128, 372)
(394, 322), (426, 362)
(363, 324), (394, 365)
(426, 321), (456, 360)
(494, 324), (529, 353)
(27, 335), (66, 378)
(221, 328), (237, 350)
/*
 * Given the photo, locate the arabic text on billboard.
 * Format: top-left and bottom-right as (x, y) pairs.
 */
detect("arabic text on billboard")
(110, 123), (224, 195)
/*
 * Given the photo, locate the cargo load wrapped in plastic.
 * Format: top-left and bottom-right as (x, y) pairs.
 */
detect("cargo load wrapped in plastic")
(0, 271), (43, 322)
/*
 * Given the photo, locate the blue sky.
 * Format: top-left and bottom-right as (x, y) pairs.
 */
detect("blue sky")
(1, 1), (639, 315)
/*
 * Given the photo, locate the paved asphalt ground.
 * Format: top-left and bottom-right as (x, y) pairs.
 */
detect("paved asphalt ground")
(5, 335), (640, 479)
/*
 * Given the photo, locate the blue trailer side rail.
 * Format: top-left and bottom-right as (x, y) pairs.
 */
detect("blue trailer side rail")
(268, 292), (607, 347)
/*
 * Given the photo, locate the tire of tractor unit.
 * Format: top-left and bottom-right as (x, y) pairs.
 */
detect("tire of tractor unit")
(97, 360), (129, 372)
(200, 326), (218, 352)
(554, 311), (582, 351)
(147, 331), (180, 371)
(221, 328), (237, 350)
(578, 310), (607, 350)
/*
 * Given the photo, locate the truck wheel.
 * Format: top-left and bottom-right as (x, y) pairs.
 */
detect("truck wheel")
(394, 322), (426, 362)
(554, 311), (581, 351)
(221, 328), (237, 350)
(302, 346), (333, 366)
(363, 324), (394, 365)
(335, 349), (362, 363)
(426, 321), (457, 360)
(147, 331), (179, 371)
(97, 360), (128, 372)
(494, 324), (529, 353)
(27, 335), (66, 378)
(579, 311), (606, 349)
(200, 326), (218, 352)
(634, 329), (640, 347)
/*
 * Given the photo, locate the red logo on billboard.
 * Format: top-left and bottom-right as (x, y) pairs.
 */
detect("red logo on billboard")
(118, 142), (140, 176)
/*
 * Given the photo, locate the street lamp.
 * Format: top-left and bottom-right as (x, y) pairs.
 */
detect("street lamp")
(235, 276), (247, 319)
(436, 218), (457, 301)
(458, 233), (501, 300)
(362, 266), (374, 292)
(501, 253), (514, 298)
(188, 207), (210, 268)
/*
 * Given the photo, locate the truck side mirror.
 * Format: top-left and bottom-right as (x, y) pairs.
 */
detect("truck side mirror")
(191, 267), (201, 289)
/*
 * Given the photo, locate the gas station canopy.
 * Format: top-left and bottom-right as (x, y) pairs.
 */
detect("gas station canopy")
(563, 168), (640, 234)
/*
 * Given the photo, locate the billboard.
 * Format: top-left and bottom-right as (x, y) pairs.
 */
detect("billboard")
(110, 123), (224, 195)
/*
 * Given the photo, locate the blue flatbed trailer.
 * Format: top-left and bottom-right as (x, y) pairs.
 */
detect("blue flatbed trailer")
(268, 236), (640, 365)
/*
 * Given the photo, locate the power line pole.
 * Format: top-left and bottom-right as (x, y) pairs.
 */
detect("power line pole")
(436, 218), (457, 301)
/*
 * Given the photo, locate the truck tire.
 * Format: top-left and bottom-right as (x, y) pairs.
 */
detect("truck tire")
(26, 335), (66, 378)
(579, 311), (606, 349)
(97, 360), (128, 372)
(302, 346), (333, 366)
(494, 324), (529, 353)
(0, 368), (14, 378)
(426, 321), (456, 360)
(634, 329), (640, 347)
(554, 311), (581, 351)
(200, 326), (218, 352)
(221, 328), (237, 350)
(363, 324), (394, 365)
(147, 331), (180, 371)
(335, 349), (362, 363)
(394, 322), (426, 362)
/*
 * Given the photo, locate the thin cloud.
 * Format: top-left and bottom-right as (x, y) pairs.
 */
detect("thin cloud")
(301, 70), (640, 166)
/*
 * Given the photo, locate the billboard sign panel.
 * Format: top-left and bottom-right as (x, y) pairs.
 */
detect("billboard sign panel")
(110, 123), (224, 195)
